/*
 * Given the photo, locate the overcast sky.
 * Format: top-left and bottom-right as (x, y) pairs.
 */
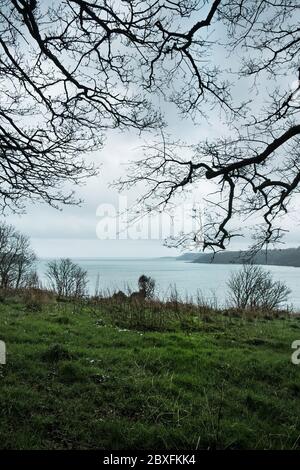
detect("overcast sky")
(3, 4), (300, 259)
(6, 116), (300, 258)
(5, 112), (215, 258)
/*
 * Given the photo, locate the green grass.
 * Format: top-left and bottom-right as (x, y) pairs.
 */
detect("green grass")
(1, 295), (300, 449)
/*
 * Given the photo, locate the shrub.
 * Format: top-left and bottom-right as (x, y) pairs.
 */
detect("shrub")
(46, 258), (88, 298)
(227, 264), (291, 311)
(111, 291), (127, 302)
(138, 274), (155, 299)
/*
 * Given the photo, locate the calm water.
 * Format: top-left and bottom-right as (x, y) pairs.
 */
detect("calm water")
(37, 258), (300, 310)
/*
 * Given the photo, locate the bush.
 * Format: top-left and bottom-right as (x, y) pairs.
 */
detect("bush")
(138, 274), (155, 299)
(227, 264), (291, 311)
(46, 258), (88, 298)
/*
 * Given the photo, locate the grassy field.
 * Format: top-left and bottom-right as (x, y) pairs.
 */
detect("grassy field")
(1, 292), (300, 450)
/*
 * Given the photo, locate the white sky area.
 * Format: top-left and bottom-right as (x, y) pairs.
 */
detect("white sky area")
(6, 117), (300, 258)
(6, 115), (217, 258)
(3, 4), (300, 258)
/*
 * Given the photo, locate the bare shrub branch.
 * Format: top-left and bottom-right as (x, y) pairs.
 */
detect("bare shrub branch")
(227, 264), (291, 311)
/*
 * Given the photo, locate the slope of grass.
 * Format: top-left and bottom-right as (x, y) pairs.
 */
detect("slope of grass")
(0, 296), (300, 450)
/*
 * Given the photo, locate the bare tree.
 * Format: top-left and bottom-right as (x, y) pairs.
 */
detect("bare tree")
(114, 0), (300, 251)
(227, 264), (291, 311)
(1, 1), (300, 251)
(24, 270), (41, 289)
(0, 221), (36, 288)
(0, 0), (165, 212)
(46, 258), (88, 298)
(0, 0), (261, 214)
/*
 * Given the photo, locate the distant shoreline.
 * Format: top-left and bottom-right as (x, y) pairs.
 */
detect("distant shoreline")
(37, 250), (300, 268)
(177, 247), (300, 268)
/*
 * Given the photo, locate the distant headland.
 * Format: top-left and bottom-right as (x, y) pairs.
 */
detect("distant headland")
(177, 247), (300, 267)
